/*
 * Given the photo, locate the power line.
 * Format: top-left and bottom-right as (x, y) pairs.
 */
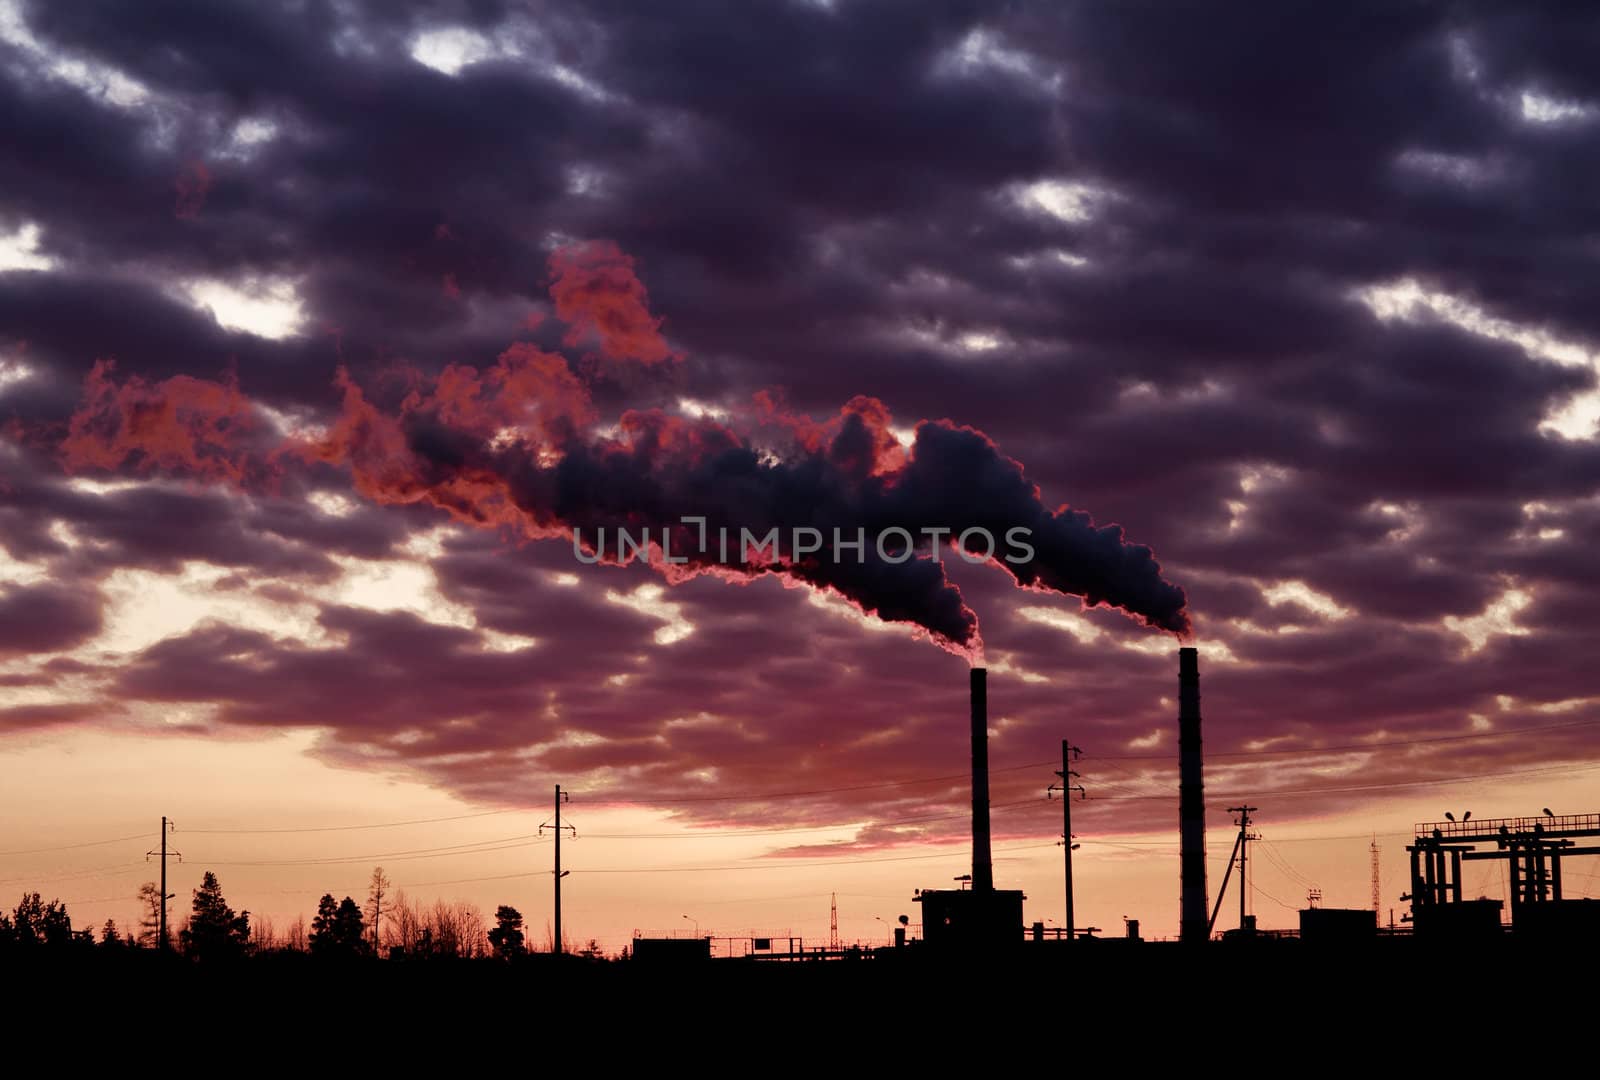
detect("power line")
(163, 799), (1060, 870)
(1081, 839), (1179, 854)
(1051, 829), (1416, 848)
(637, 759), (1056, 804)
(1247, 830), (1414, 844)
(53, 893), (146, 907)
(575, 797), (1047, 838)
(195, 837), (553, 868)
(1257, 846), (1312, 889)
(0, 863), (148, 886)
(18, 764), (1593, 910)
(7, 790), (1576, 890)
(139, 729), (1600, 842)
(0, 832), (151, 857)
(1086, 758), (1600, 801)
(1255, 839), (1317, 890)
(382, 868), (547, 889)
(171, 759), (1059, 835)
(1078, 757), (1170, 797)
(186, 800), (1051, 866)
(8, 800), (1051, 884)
(532, 840), (1066, 875)
(179, 808), (528, 835)
(1250, 881), (1298, 912)
(367, 840), (1063, 890)
(690, 890), (915, 907)
(0, 797), (1075, 896)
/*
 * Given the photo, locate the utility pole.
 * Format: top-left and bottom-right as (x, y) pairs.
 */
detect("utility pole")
(145, 816), (179, 952)
(541, 786), (574, 956)
(1048, 740), (1084, 940)
(555, 785), (563, 957)
(1227, 805), (1259, 929)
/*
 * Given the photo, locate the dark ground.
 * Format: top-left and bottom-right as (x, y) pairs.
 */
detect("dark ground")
(11, 936), (1591, 1055)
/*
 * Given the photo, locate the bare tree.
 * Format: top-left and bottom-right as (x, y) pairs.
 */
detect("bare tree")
(284, 912), (307, 952)
(366, 867), (392, 956)
(366, 891), (487, 958)
(542, 918), (571, 955)
(252, 913), (278, 954)
(386, 889), (423, 955)
(430, 899), (462, 957)
(410, 898), (487, 958)
(454, 901), (486, 958)
(136, 881), (163, 948)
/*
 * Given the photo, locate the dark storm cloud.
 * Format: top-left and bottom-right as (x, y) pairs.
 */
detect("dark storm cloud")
(3, 0), (1600, 833)
(0, 272), (336, 405)
(0, 459), (343, 580)
(0, 581), (103, 654)
(431, 539), (673, 649)
(0, 701), (110, 730)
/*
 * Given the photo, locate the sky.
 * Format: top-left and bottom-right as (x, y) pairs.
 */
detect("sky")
(3, 0), (1600, 949)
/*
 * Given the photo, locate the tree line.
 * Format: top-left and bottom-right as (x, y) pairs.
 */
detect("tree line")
(0, 866), (606, 961)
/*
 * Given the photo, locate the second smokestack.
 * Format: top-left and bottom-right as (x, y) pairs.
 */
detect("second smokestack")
(971, 666), (993, 893)
(1178, 646), (1208, 944)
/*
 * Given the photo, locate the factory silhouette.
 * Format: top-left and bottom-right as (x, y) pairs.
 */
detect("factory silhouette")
(10, 646), (1596, 975)
(638, 647), (1600, 963)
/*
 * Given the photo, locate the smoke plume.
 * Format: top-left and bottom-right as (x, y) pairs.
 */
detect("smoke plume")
(58, 242), (1190, 657)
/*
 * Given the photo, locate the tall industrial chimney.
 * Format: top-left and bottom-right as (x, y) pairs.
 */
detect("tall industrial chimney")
(1178, 647), (1208, 943)
(970, 666), (993, 893)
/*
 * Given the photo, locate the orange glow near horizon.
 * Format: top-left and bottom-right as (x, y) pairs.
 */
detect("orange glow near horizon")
(6, 726), (1597, 950)
(6, 0), (1600, 964)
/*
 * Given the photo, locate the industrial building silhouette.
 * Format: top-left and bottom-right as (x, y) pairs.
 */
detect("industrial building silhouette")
(629, 647), (1600, 962)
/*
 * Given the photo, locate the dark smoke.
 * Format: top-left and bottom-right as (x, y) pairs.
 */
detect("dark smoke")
(60, 243), (1190, 657)
(445, 406), (1191, 655)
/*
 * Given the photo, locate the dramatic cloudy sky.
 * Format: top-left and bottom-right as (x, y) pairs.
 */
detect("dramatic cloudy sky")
(3, 0), (1600, 946)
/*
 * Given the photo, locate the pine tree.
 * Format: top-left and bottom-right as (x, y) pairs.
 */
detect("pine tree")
(40, 899), (72, 946)
(310, 894), (370, 957)
(8, 893), (72, 947)
(10, 893), (44, 946)
(334, 896), (368, 954)
(309, 894), (339, 956)
(487, 905), (525, 959)
(179, 872), (250, 961)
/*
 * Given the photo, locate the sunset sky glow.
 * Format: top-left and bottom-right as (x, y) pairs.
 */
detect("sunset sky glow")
(4, 0), (1600, 949)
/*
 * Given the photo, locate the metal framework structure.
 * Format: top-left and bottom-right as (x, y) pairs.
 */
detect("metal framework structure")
(1370, 837), (1381, 915)
(1407, 813), (1600, 927)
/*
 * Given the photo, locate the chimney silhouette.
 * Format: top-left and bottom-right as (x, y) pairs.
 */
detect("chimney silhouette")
(1178, 647), (1208, 943)
(970, 666), (993, 893)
